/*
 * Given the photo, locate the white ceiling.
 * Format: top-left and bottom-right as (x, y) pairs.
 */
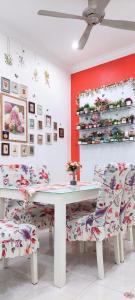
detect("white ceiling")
(0, 0), (135, 72)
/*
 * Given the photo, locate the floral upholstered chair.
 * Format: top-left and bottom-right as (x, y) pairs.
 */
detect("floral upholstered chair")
(119, 164), (135, 262)
(0, 219), (39, 284)
(66, 163), (128, 279)
(0, 164), (54, 229)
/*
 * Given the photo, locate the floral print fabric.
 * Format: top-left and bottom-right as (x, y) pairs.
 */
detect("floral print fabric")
(67, 163), (128, 242)
(120, 164), (135, 228)
(0, 219), (39, 258)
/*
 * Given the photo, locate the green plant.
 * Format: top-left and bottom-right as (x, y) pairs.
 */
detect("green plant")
(84, 103), (90, 109)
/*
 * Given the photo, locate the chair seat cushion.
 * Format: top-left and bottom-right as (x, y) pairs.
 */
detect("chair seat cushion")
(6, 203), (54, 229)
(0, 220), (39, 258)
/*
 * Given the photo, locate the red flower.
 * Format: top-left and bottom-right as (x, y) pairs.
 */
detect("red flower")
(116, 184), (122, 190)
(91, 227), (101, 235)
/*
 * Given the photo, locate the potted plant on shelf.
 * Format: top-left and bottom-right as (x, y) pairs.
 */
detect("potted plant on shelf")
(128, 130), (135, 141)
(116, 99), (123, 108)
(89, 105), (96, 112)
(121, 117), (127, 124)
(124, 98), (133, 106)
(66, 161), (82, 185)
(84, 103), (90, 114)
(128, 115), (135, 124)
(95, 98), (109, 111)
(78, 137), (88, 144)
(109, 102), (116, 109)
(77, 106), (84, 115)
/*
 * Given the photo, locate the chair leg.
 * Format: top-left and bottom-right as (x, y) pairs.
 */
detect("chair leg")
(113, 235), (120, 265)
(119, 231), (124, 263)
(132, 225), (135, 250)
(127, 226), (133, 242)
(30, 251), (38, 285)
(96, 241), (104, 279)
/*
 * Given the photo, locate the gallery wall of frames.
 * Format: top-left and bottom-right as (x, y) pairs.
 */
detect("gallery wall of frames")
(0, 33), (70, 183)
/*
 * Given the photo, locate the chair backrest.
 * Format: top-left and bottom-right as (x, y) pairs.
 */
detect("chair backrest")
(29, 164), (50, 185)
(120, 164), (135, 227)
(0, 164), (30, 187)
(92, 163), (128, 235)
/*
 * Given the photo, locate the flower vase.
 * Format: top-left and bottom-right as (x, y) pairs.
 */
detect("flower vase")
(70, 171), (77, 185)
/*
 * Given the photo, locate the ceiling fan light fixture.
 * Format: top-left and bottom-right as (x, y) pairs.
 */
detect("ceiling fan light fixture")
(72, 40), (79, 50)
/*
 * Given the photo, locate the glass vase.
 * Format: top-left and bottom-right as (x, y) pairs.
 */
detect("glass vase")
(70, 171), (77, 185)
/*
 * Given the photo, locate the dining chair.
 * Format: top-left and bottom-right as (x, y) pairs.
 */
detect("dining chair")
(66, 163), (128, 279)
(0, 219), (39, 284)
(119, 163), (135, 262)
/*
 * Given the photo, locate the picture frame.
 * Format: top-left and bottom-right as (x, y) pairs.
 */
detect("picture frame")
(29, 119), (35, 129)
(29, 134), (34, 144)
(29, 145), (34, 156)
(11, 144), (19, 157)
(1, 143), (10, 156)
(37, 134), (43, 145)
(45, 115), (51, 127)
(59, 128), (64, 138)
(1, 77), (10, 93)
(2, 131), (9, 140)
(37, 105), (43, 116)
(1, 93), (27, 143)
(53, 122), (57, 131)
(37, 120), (43, 130)
(45, 133), (52, 145)
(20, 84), (28, 99)
(53, 132), (57, 142)
(28, 102), (35, 114)
(11, 81), (18, 95)
(21, 144), (28, 157)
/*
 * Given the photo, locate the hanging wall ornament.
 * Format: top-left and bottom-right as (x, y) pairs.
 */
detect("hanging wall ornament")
(4, 37), (13, 66)
(44, 70), (50, 87)
(18, 49), (25, 67)
(32, 68), (38, 81)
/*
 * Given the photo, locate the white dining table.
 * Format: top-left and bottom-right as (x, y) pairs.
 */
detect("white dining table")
(0, 182), (100, 288)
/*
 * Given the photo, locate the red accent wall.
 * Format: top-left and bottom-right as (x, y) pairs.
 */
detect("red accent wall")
(71, 54), (135, 170)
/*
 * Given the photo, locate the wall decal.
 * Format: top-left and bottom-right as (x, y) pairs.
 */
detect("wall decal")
(2, 131), (9, 140)
(37, 105), (43, 116)
(29, 134), (34, 144)
(29, 145), (34, 156)
(37, 120), (43, 130)
(4, 38), (13, 66)
(1, 94), (27, 143)
(59, 128), (64, 138)
(32, 69), (38, 81)
(44, 70), (50, 87)
(29, 118), (35, 129)
(53, 122), (57, 131)
(14, 74), (19, 79)
(18, 49), (25, 67)
(53, 132), (57, 142)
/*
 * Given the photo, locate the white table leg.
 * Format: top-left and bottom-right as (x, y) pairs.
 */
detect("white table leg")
(54, 201), (66, 287)
(0, 198), (5, 219)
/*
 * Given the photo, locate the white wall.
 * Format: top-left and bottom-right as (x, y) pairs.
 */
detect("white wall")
(0, 33), (71, 183)
(79, 80), (135, 181)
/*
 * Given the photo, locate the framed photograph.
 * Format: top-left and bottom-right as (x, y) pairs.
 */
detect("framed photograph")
(29, 119), (35, 129)
(1, 94), (27, 143)
(2, 131), (9, 140)
(37, 134), (43, 145)
(54, 132), (57, 142)
(1, 77), (10, 93)
(11, 81), (18, 95)
(29, 145), (34, 156)
(59, 128), (64, 138)
(11, 144), (19, 157)
(29, 134), (34, 144)
(1, 143), (10, 156)
(45, 115), (51, 127)
(28, 102), (35, 114)
(37, 120), (43, 130)
(21, 144), (28, 157)
(20, 84), (28, 99)
(53, 122), (57, 131)
(45, 133), (52, 145)
(37, 105), (43, 116)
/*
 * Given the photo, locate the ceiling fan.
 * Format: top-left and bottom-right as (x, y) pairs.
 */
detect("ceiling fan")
(37, 0), (135, 50)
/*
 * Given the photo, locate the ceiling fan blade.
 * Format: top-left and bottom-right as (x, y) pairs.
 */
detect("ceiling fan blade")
(37, 10), (85, 20)
(88, 0), (110, 12)
(101, 19), (135, 31)
(78, 24), (93, 49)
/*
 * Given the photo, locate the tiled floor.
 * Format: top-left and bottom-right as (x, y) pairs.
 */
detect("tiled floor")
(0, 231), (135, 300)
